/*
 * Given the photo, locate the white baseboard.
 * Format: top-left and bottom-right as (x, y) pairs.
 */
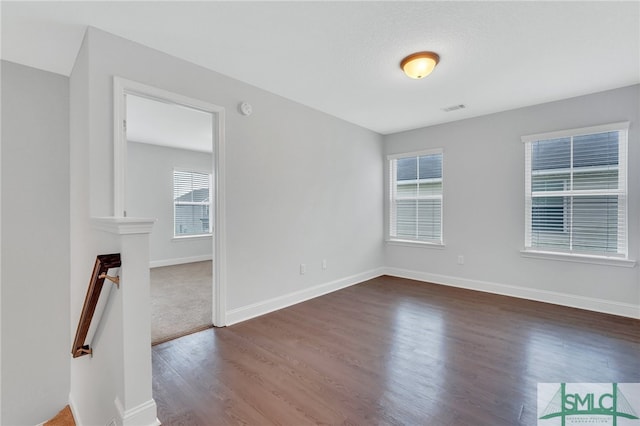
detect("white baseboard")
(149, 254), (212, 268)
(67, 386), (158, 426)
(226, 268), (386, 325)
(115, 397), (160, 426)
(224, 266), (638, 324)
(383, 267), (640, 319)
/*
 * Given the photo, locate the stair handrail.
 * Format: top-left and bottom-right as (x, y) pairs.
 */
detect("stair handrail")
(71, 253), (121, 358)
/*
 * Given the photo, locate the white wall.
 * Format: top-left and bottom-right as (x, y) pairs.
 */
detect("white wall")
(127, 141), (212, 266)
(1, 60), (70, 425)
(80, 26), (384, 308)
(384, 85), (640, 317)
(69, 27), (383, 425)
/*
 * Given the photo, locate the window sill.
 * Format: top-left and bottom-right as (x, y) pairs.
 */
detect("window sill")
(520, 249), (636, 268)
(172, 234), (212, 242)
(386, 239), (445, 249)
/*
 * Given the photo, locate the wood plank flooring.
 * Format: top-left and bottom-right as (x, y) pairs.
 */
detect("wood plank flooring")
(152, 276), (640, 425)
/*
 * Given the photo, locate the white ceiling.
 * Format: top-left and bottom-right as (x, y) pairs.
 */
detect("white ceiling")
(126, 94), (213, 153)
(2, 1), (639, 135)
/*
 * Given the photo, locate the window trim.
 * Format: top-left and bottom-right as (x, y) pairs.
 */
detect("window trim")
(172, 234), (212, 242)
(385, 239), (446, 249)
(173, 167), (213, 239)
(519, 249), (636, 268)
(521, 121), (630, 260)
(521, 121), (629, 144)
(387, 148), (444, 245)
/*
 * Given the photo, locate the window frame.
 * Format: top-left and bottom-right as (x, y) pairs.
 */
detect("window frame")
(521, 122), (631, 263)
(173, 168), (213, 239)
(387, 148), (444, 246)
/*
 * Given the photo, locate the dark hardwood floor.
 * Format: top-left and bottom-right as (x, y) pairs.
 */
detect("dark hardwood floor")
(152, 276), (640, 425)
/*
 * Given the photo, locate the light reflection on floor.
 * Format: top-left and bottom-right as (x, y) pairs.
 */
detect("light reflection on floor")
(381, 299), (444, 421)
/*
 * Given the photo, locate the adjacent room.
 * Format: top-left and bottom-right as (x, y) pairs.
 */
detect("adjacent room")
(126, 94), (215, 344)
(1, 2), (638, 425)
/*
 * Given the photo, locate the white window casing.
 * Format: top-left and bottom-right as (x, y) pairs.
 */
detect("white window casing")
(521, 122), (629, 260)
(173, 169), (213, 238)
(388, 149), (444, 245)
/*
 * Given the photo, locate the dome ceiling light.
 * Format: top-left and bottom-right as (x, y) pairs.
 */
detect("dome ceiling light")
(400, 51), (440, 79)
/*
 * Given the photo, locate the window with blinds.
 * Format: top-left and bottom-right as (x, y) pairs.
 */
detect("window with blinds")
(522, 122), (629, 258)
(388, 149), (443, 244)
(173, 170), (212, 237)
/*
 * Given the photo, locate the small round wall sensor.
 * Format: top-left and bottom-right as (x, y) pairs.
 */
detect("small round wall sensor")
(239, 102), (253, 116)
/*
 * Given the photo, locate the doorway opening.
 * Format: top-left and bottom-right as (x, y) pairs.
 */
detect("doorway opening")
(113, 78), (227, 336)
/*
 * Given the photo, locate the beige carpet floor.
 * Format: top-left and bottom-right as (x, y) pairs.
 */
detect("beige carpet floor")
(150, 261), (213, 345)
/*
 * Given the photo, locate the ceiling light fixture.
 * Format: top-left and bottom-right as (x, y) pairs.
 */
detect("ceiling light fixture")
(400, 51), (440, 79)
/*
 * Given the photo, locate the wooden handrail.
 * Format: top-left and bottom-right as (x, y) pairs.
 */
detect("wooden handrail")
(72, 253), (121, 358)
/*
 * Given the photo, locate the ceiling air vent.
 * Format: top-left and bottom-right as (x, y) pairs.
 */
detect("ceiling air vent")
(442, 104), (466, 112)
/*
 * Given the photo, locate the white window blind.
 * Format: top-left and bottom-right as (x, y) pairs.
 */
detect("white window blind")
(522, 122), (629, 258)
(173, 170), (212, 237)
(389, 150), (443, 244)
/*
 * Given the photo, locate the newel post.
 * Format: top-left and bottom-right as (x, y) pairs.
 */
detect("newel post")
(92, 217), (159, 426)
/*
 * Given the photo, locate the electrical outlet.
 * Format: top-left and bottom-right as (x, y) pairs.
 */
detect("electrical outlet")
(457, 255), (464, 265)
(322, 259), (327, 270)
(300, 263), (306, 275)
